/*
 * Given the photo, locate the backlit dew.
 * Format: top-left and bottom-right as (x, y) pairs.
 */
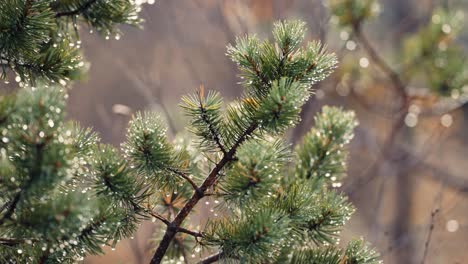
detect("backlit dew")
(346, 40), (356, 51)
(15, 76), (21, 82)
(359, 57), (369, 68)
(440, 114), (453, 128)
(408, 104), (421, 114)
(442, 24), (452, 34)
(115, 34), (121, 40)
(446, 219), (459, 232)
(340, 31), (349, 40)
(315, 89), (325, 100)
(17, 249), (22, 254)
(404, 113), (418, 127)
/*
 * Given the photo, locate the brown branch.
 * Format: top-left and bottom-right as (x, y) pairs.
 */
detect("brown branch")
(148, 211), (171, 226)
(149, 123), (258, 264)
(55, 0), (98, 18)
(177, 227), (203, 238)
(167, 168), (200, 192)
(197, 252), (222, 264)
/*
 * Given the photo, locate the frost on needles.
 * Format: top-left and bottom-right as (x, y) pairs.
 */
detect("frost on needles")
(0, 18), (381, 264)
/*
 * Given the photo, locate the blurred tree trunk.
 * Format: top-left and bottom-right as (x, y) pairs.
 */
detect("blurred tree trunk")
(383, 1), (417, 262)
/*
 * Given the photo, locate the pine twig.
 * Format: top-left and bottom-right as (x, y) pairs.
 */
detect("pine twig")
(148, 210), (203, 238)
(177, 227), (203, 238)
(197, 252), (222, 264)
(167, 168), (200, 193)
(148, 211), (171, 226)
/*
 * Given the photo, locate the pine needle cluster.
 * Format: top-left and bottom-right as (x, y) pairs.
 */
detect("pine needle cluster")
(0, 0), (145, 84)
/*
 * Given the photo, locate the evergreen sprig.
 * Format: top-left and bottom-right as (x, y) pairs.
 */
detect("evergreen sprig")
(142, 20), (379, 264)
(0, 86), (149, 263)
(295, 106), (358, 186)
(0, 0), (146, 84)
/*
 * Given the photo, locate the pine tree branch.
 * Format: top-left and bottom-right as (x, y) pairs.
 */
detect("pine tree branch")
(147, 210), (202, 238)
(177, 227), (203, 238)
(150, 123), (258, 264)
(147, 211), (171, 226)
(197, 252), (222, 264)
(55, 0), (99, 18)
(167, 168), (200, 192)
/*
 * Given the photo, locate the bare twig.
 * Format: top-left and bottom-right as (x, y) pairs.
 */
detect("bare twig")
(197, 252), (222, 264)
(177, 227), (203, 238)
(421, 180), (445, 264)
(167, 168), (200, 192)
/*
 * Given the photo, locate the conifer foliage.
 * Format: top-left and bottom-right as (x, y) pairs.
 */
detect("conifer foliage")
(0, 0), (144, 84)
(137, 21), (380, 263)
(0, 0), (148, 263)
(0, 2), (380, 263)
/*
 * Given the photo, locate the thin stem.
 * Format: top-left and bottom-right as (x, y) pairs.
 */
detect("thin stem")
(148, 210), (203, 238)
(177, 227), (203, 238)
(55, 0), (99, 18)
(148, 211), (171, 226)
(420, 209), (439, 264)
(167, 168), (200, 193)
(197, 252), (222, 264)
(421, 180), (445, 264)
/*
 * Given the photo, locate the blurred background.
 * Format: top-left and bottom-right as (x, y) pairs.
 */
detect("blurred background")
(67, 0), (468, 263)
